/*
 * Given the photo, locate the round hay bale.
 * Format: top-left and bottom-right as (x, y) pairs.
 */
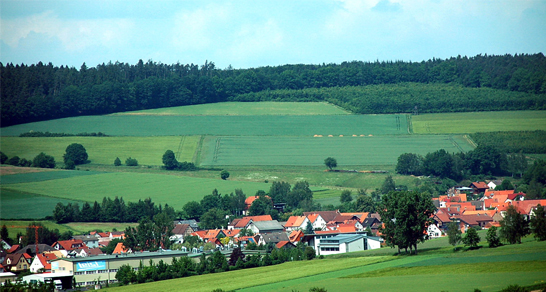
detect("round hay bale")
(328, 135), (333, 137)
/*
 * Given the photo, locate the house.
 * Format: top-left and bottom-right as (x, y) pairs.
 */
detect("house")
(284, 216), (310, 232)
(112, 242), (131, 254)
(175, 219), (200, 231)
(191, 229), (226, 246)
(15, 244), (56, 257)
(228, 215), (273, 230)
(276, 241), (295, 249)
(248, 220), (284, 235)
(361, 217), (382, 235)
(86, 248), (104, 257)
(72, 235), (100, 249)
(30, 252), (58, 273)
(303, 211), (341, 225)
(258, 232), (290, 246)
(288, 230), (304, 243)
(306, 213), (328, 231)
(469, 182), (488, 194)
(170, 224), (195, 244)
(7, 244), (20, 254)
(487, 180), (503, 190)
(316, 234), (367, 256)
(52, 239), (87, 252)
(452, 214), (494, 232)
(432, 209), (452, 231)
(340, 212), (370, 224)
(427, 223), (443, 238)
(2, 253), (32, 272)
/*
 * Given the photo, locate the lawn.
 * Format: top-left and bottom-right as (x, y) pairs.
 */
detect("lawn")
(103, 237), (546, 292)
(0, 114), (408, 137)
(199, 135), (474, 166)
(2, 172), (271, 210)
(412, 110), (546, 134)
(0, 136), (198, 166)
(111, 102), (351, 116)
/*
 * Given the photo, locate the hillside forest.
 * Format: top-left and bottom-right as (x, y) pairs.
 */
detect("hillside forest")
(2, 53), (546, 126)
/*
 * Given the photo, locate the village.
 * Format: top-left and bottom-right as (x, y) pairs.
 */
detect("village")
(1, 179), (545, 289)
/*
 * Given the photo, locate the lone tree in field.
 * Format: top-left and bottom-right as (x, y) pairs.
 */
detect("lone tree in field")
(162, 150), (179, 170)
(64, 143), (88, 165)
(220, 170), (230, 180)
(114, 157), (121, 166)
(125, 157), (138, 166)
(486, 226), (502, 247)
(324, 157), (337, 170)
(447, 221), (462, 247)
(462, 227), (481, 249)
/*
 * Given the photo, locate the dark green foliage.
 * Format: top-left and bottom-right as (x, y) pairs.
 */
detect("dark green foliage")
(228, 247), (245, 266)
(530, 204), (546, 241)
(324, 157), (337, 170)
(462, 227), (481, 248)
(471, 131), (546, 154)
(496, 179), (515, 190)
(423, 149), (455, 178)
(123, 211), (174, 252)
(64, 159), (75, 170)
(466, 145), (507, 176)
(7, 156), (20, 166)
(162, 150), (178, 170)
(340, 190), (353, 203)
(486, 226), (502, 248)
(18, 158), (32, 167)
(183, 201), (204, 220)
(199, 208), (229, 230)
(355, 192), (376, 212)
(500, 205), (530, 244)
(269, 181), (291, 204)
(3, 54), (546, 127)
(220, 170), (229, 180)
(125, 157), (138, 166)
(287, 181), (313, 209)
(64, 143), (88, 165)
(378, 191), (436, 254)
(447, 221), (462, 247)
(114, 157), (121, 166)
(304, 222), (314, 235)
(1, 225), (11, 246)
(1, 278), (55, 291)
(380, 175), (396, 194)
(309, 288), (328, 292)
(0, 151), (7, 164)
(32, 152), (56, 168)
(116, 264), (137, 285)
(396, 153), (423, 175)
(499, 285), (530, 292)
(522, 160), (546, 199)
(248, 195), (274, 217)
(304, 246), (316, 260)
(19, 222), (59, 246)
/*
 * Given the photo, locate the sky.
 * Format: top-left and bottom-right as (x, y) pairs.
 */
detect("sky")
(1, 0), (545, 69)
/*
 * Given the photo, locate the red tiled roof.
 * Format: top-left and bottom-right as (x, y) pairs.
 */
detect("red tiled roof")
(285, 216), (306, 228)
(223, 229), (241, 237)
(112, 242), (130, 254)
(471, 182), (488, 189)
(7, 245), (20, 254)
(288, 230), (304, 242)
(52, 239), (86, 251)
(231, 215), (273, 228)
(303, 211), (340, 223)
(36, 253), (57, 270)
(276, 241), (293, 249)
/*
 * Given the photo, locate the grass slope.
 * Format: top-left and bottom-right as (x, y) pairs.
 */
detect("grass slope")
(103, 237), (546, 292)
(0, 115), (408, 137)
(112, 102), (350, 116)
(199, 135), (474, 166)
(2, 172), (271, 210)
(412, 110), (546, 134)
(0, 188), (87, 219)
(0, 136), (197, 166)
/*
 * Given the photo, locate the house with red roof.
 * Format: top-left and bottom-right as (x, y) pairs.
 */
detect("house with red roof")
(284, 216), (310, 231)
(288, 230), (304, 243)
(469, 182), (488, 194)
(2, 253), (32, 272)
(52, 239), (86, 252)
(30, 252), (58, 273)
(228, 215), (273, 230)
(112, 242), (131, 254)
(452, 214), (494, 232)
(305, 213), (327, 231)
(276, 241), (295, 249)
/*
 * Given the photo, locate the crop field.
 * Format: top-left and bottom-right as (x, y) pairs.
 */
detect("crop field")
(0, 188), (86, 219)
(105, 237), (546, 292)
(0, 220), (138, 239)
(112, 102), (351, 116)
(2, 172), (271, 210)
(0, 136), (198, 166)
(0, 114), (408, 137)
(412, 110), (546, 134)
(199, 135), (474, 166)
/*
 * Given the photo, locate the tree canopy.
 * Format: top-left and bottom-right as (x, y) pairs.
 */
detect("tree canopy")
(63, 143), (88, 165)
(324, 157), (337, 170)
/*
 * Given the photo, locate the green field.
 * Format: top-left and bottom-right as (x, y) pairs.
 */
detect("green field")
(199, 135), (474, 166)
(2, 172), (271, 210)
(413, 110), (546, 134)
(103, 236), (546, 292)
(0, 136), (198, 165)
(112, 102), (350, 116)
(0, 188), (87, 219)
(0, 114), (408, 137)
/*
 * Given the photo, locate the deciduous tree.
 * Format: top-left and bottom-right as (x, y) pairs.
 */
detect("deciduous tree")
(462, 227), (481, 248)
(64, 143), (88, 165)
(500, 205), (529, 244)
(530, 204), (546, 241)
(447, 221), (462, 247)
(162, 150), (178, 170)
(220, 170), (229, 180)
(32, 152), (56, 168)
(486, 226), (502, 247)
(324, 157), (337, 170)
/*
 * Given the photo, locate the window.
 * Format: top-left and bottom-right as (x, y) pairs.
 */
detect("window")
(75, 271), (84, 275)
(98, 270), (107, 274)
(86, 270), (96, 274)
(109, 269), (118, 273)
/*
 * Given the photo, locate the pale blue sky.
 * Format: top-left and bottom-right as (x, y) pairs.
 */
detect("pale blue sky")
(1, 0), (545, 69)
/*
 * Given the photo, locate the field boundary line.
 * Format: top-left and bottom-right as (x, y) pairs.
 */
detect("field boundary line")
(406, 114), (413, 134)
(463, 134), (478, 148)
(194, 136), (205, 165)
(449, 136), (464, 152)
(176, 136), (186, 160)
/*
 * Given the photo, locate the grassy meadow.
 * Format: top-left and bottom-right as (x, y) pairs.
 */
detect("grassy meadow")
(2, 172), (271, 210)
(112, 101), (351, 116)
(103, 236), (546, 292)
(412, 110), (546, 134)
(199, 135), (473, 166)
(0, 136), (198, 166)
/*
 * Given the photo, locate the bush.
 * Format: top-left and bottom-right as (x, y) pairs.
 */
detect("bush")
(7, 156), (20, 166)
(64, 143), (88, 165)
(304, 246), (316, 260)
(125, 157), (138, 166)
(0, 151), (8, 164)
(114, 157), (121, 166)
(220, 170), (229, 180)
(32, 152), (56, 168)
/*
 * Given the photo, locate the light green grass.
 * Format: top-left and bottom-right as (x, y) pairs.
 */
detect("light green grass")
(0, 220), (74, 239)
(111, 102), (351, 116)
(64, 222), (138, 234)
(199, 135), (474, 166)
(0, 115), (408, 137)
(0, 136), (198, 166)
(413, 110), (546, 134)
(0, 188), (86, 219)
(2, 172), (271, 210)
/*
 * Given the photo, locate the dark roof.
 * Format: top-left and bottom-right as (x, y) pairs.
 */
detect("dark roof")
(251, 220), (284, 232)
(303, 211), (340, 223)
(172, 224), (193, 235)
(260, 232), (289, 244)
(362, 217), (380, 228)
(15, 244), (56, 255)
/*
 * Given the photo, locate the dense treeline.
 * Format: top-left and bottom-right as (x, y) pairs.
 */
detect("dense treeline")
(19, 131), (108, 137)
(115, 245), (315, 286)
(470, 131), (546, 154)
(2, 53), (546, 126)
(52, 197), (175, 223)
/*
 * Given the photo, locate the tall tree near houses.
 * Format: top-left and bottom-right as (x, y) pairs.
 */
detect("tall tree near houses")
(500, 205), (530, 244)
(378, 191), (435, 254)
(447, 221), (462, 247)
(530, 204), (546, 241)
